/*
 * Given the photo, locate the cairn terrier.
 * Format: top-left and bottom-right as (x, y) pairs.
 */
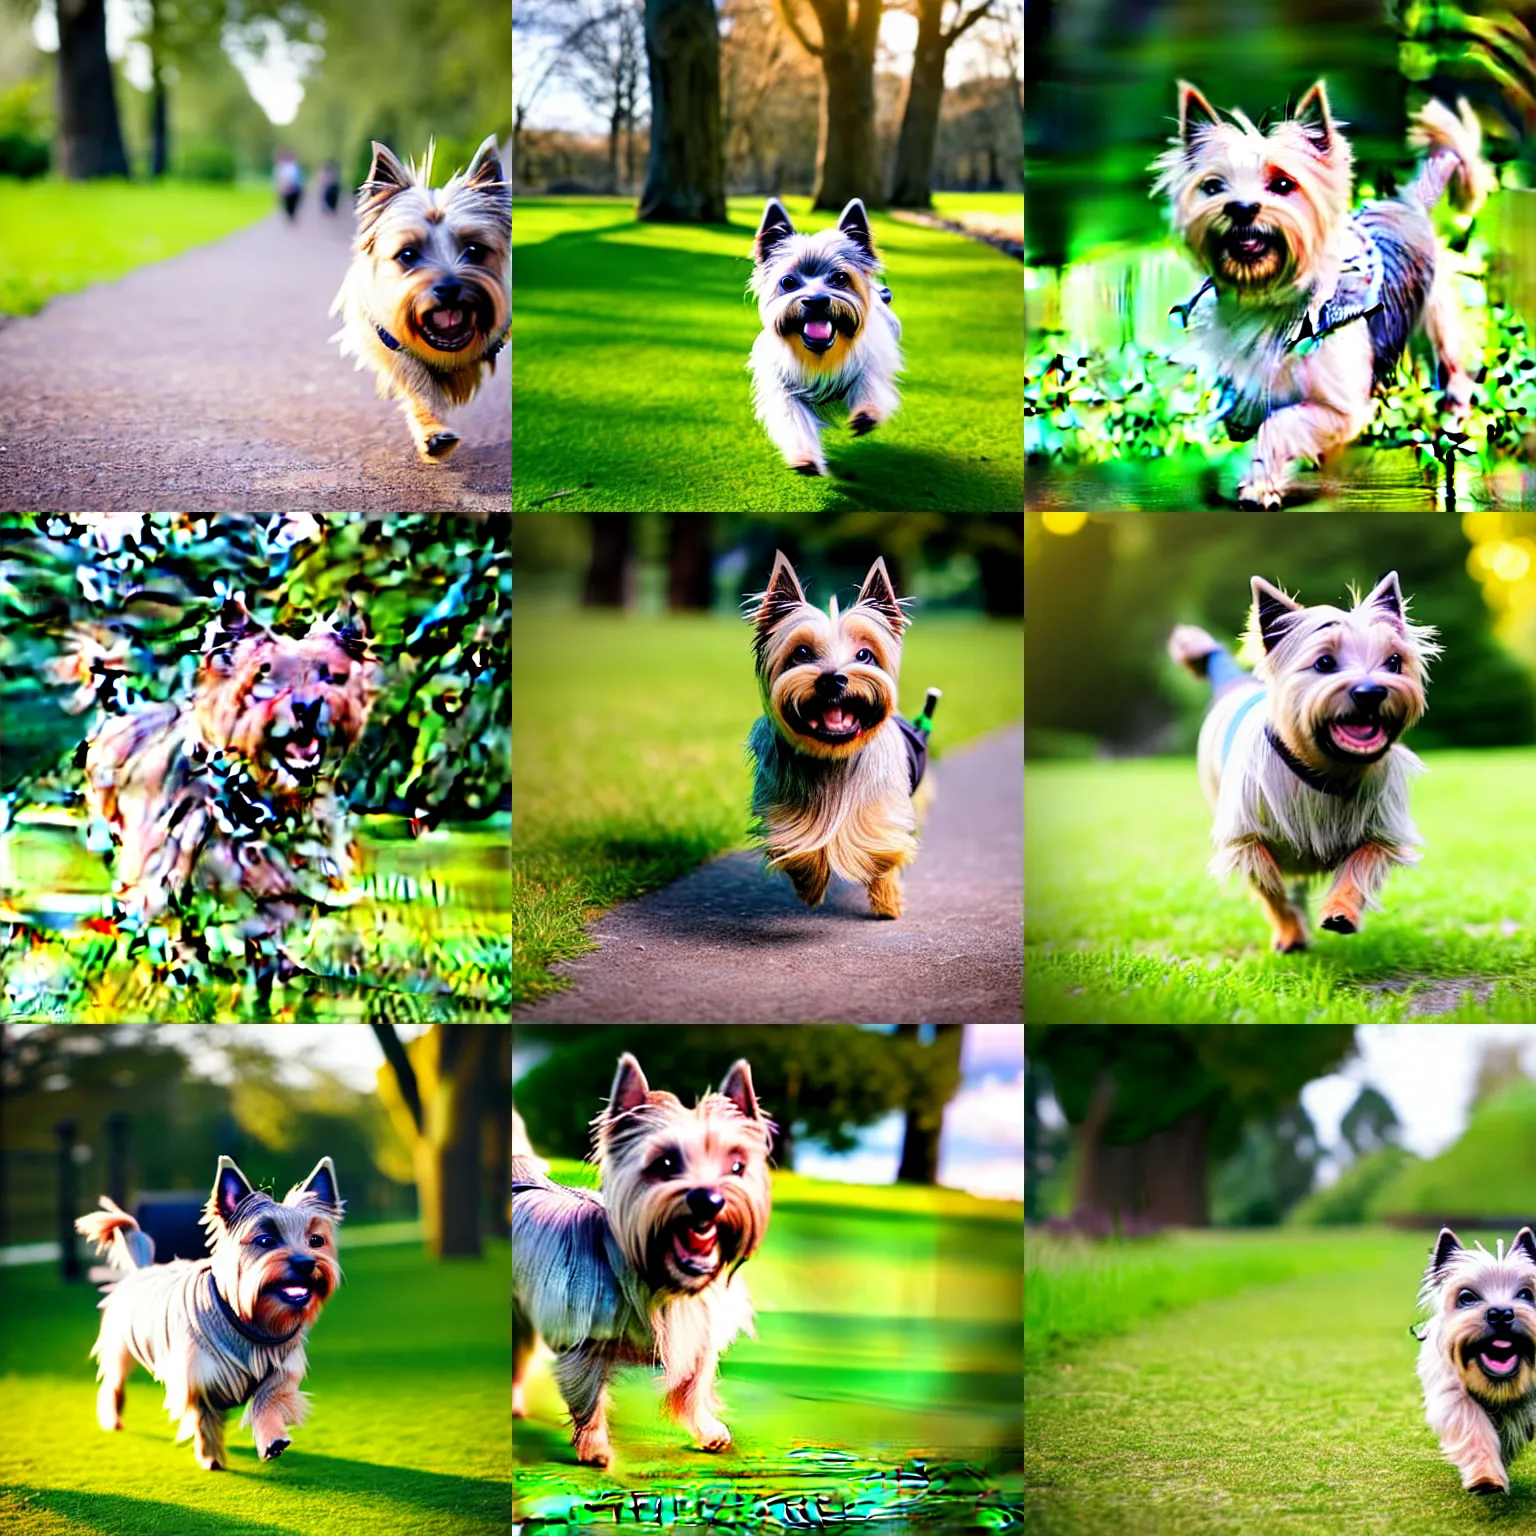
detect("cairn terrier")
(83, 595), (382, 937)
(746, 551), (937, 920)
(1169, 571), (1438, 951)
(1152, 80), (1493, 506)
(512, 1054), (772, 1468)
(332, 136), (510, 462)
(749, 198), (902, 476)
(76, 1156), (343, 1470)
(1417, 1227), (1536, 1494)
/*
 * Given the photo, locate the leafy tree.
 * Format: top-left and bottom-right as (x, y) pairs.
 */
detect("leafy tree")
(1340, 1084), (1401, 1159)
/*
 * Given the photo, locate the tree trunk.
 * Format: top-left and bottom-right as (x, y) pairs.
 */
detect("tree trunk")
(667, 514), (713, 609)
(812, 17), (881, 210)
(894, 1023), (962, 1185)
(1074, 1091), (1211, 1229)
(886, 0), (946, 207)
(582, 514), (633, 606)
(639, 0), (726, 222)
(57, 0), (130, 179)
(607, 104), (622, 194)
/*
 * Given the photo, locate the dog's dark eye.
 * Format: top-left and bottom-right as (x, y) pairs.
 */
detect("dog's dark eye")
(828, 271), (849, 288)
(649, 1150), (682, 1178)
(779, 273), (801, 292)
(308, 1233), (325, 1249)
(1199, 177), (1225, 196)
(1313, 654), (1337, 673)
(253, 1232), (277, 1249)
(790, 644), (814, 663)
(396, 246), (420, 266)
(729, 1159), (746, 1177)
(1458, 1289), (1480, 1308)
(1384, 654), (1402, 674)
(1520, 1288), (1535, 1304)
(462, 242), (486, 262)
(854, 648), (874, 664)
(1268, 174), (1297, 196)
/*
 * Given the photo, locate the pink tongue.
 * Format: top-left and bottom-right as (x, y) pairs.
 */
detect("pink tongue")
(804, 320), (833, 341)
(1336, 724), (1383, 747)
(681, 1225), (715, 1254)
(822, 706), (850, 731)
(431, 308), (462, 330)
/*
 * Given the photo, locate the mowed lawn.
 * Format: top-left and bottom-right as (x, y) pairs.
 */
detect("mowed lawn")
(516, 1164), (1023, 1527)
(512, 195), (1024, 512)
(1027, 1227), (1529, 1535)
(512, 607), (1026, 1005)
(0, 1239), (509, 1536)
(0, 180), (272, 315)
(1026, 750), (1536, 1022)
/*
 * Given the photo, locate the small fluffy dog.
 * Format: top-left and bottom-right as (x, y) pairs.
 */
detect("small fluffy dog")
(332, 137), (510, 462)
(1152, 80), (1493, 506)
(1417, 1227), (1536, 1494)
(749, 198), (902, 475)
(1169, 571), (1438, 950)
(746, 551), (937, 920)
(75, 1156), (342, 1470)
(82, 596), (382, 937)
(512, 1054), (772, 1468)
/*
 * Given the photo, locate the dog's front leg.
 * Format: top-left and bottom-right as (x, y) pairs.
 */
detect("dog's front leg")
(1226, 837), (1309, 952)
(777, 848), (830, 907)
(1431, 1388), (1509, 1493)
(398, 393), (460, 462)
(664, 1348), (730, 1452)
(191, 1397), (228, 1471)
(1318, 841), (1403, 935)
(553, 1344), (615, 1468)
(1240, 401), (1358, 508)
(249, 1365), (308, 1460)
(756, 386), (827, 476)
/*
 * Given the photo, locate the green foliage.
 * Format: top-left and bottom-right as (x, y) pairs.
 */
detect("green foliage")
(1209, 1104), (1324, 1227)
(1026, 752), (1536, 1023)
(1368, 1078), (1536, 1220)
(1289, 1144), (1417, 1226)
(0, 181), (270, 316)
(0, 80), (50, 179)
(513, 198), (1025, 512)
(511, 607), (1024, 1005)
(0, 1241), (510, 1536)
(1025, 283), (1536, 483)
(174, 137), (238, 183)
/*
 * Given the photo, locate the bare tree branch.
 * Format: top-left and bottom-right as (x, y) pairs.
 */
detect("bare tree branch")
(942, 0), (994, 45)
(776, 0), (825, 58)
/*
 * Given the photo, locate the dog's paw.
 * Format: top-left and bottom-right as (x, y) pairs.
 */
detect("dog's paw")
(197, 1454), (225, 1472)
(423, 431), (460, 461)
(1319, 913), (1358, 935)
(850, 411), (878, 437)
(1469, 1478), (1508, 1496)
(1272, 936), (1309, 954)
(792, 460), (825, 476)
(262, 1438), (290, 1461)
(697, 1417), (732, 1452)
(512, 1384), (527, 1419)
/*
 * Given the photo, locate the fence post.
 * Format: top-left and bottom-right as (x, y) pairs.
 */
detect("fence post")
(56, 1119), (80, 1282)
(106, 1112), (129, 1208)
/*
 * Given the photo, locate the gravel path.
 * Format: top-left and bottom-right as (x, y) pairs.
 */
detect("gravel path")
(515, 724), (1023, 1024)
(0, 206), (508, 511)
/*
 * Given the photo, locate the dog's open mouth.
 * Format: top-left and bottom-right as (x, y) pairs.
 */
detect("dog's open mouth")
(281, 735), (324, 773)
(801, 318), (835, 354)
(1222, 226), (1281, 263)
(268, 1283), (314, 1308)
(789, 696), (881, 745)
(418, 307), (477, 351)
(670, 1218), (722, 1278)
(1481, 1338), (1522, 1379)
(1321, 718), (1396, 760)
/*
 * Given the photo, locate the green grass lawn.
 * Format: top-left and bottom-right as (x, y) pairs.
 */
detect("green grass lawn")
(1026, 1226), (1534, 1535)
(0, 179), (273, 315)
(512, 196), (1024, 512)
(0, 1239), (509, 1535)
(1026, 750), (1536, 1022)
(512, 606), (1025, 1005)
(516, 1164), (1023, 1528)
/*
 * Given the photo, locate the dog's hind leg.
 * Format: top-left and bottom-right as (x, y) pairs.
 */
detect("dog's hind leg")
(553, 1344), (615, 1468)
(94, 1334), (132, 1431)
(1424, 272), (1475, 424)
(513, 1297), (535, 1419)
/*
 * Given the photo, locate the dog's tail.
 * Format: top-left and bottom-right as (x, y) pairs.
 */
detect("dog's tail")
(1404, 96), (1495, 217)
(1169, 625), (1251, 696)
(75, 1197), (155, 1271)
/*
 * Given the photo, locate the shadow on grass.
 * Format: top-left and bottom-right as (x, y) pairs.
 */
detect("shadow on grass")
(255, 1451), (510, 1520)
(5, 1487), (302, 1536)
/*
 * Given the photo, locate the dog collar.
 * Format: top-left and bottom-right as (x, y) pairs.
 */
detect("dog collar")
(207, 1270), (306, 1346)
(374, 324), (403, 352)
(1264, 725), (1356, 799)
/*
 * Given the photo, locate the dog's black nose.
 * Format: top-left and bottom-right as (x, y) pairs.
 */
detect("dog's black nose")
(686, 1188), (725, 1220)
(814, 670), (848, 698)
(1488, 1306), (1516, 1327)
(1349, 683), (1389, 712)
(801, 295), (831, 316)
(432, 279), (463, 304)
(289, 1256), (317, 1279)
(1225, 201), (1261, 223)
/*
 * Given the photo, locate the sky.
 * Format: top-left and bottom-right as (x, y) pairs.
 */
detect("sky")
(513, 1025), (1025, 1203)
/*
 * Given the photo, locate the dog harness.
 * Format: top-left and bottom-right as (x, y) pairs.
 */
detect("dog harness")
(1215, 683), (1356, 799)
(1171, 204), (1434, 441)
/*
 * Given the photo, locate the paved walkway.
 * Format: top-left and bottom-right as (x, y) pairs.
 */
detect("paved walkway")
(0, 207), (508, 511)
(515, 724), (1023, 1024)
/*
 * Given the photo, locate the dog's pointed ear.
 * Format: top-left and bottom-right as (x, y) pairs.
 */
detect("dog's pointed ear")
(756, 198), (796, 265)
(720, 1059), (761, 1120)
(212, 1156), (254, 1226)
(288, 1157), (342, 1215)
(1294, 81), (1337, 156)
(836, 198), (877, 264)
(754, 550), (808, 634)
(313, 597), (372, 658)
(1177, 80), (1220, 146)
(365, 140), (413, 194)
(609, 1053), (651, 1116)
(1251, 577), (1302, 653)
(856, 556), (908, 632)
(1515, 1228), (1536, 1266)
(1429, 1226), (1463, 1278)
(464, 135), (505, 189)
(1362, 571), (1404, 623)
